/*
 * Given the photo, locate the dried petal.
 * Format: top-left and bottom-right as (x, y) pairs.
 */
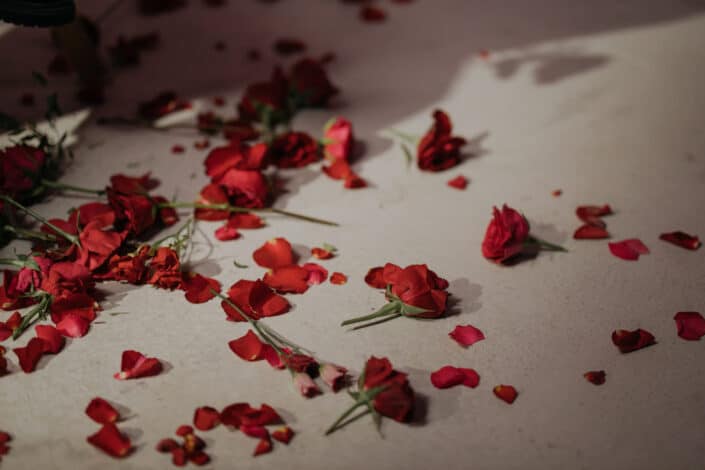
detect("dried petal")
(493, 384), (518, 404)
(573, 224), (610, 239)
(583, 371), (606, 385)
(85, 397), (120, 424)
(253, 238), (295, 269)
(611, 329), (656, 353)
(448, 324), (485, 347)
(447, 175), (468, 190)
(114, 350), (163, 379)
(330, 272), (347, 285)
(35, 325), (65, 354)
(193, 406), (220, 431)
(86, 423), (132, 458)
(674, 311), (705, 341)
(659, 231), (701, 250)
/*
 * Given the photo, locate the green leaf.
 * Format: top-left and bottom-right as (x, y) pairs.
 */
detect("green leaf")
(400, 303), (432, 316)
(401, 143), (413, 168)
(233, 260), (249, 269)
(321, 243), (337, 253)
(32, 71), (48, 87)
(0, 112), (21, 131)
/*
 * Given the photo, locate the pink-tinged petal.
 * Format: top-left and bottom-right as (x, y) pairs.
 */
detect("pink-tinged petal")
(659, 231), (701, 250)
(114, 350), (163, 379)
(583, 371), (606, 385)
(674, 312), (705, 341)
(271, 426), (294, 444)
(447, 175), (468, 190)
(35, 325), (65, 354)
(448, 325), (485, 347)
(293, 372), (321, 398)
(193, 406), (220, 431)
(493, 384), (518, 404)
(611, 329), (656, 353)
(13, 337), (45, 373)
(430, 366), (479, 389)
(55, 314), (90, 338)
(86, 423), (132, 458)
(573, 224), (610, 239)
(319, 363), (348, 392)
(302, 263), (328, 285)
(608, 239), (649, 261)
(85, 397), (120, 424)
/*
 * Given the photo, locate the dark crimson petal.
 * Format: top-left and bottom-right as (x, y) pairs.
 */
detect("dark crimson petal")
(363, 356), (394, 388)
(271, 426), (294, 444)
(608, 239), (649, 261)
(583, 371), (606, 385)
(189, 451), (210, 466)
(253, 436), (272, 456)
(228, 330), (265, 361)
(86, 423), (132, 458)
(193, 406), (220, 431)
(252, 238), (295, 269)
(659, 231), (701, 250)
(573, 224), (610, 239)
(156, 438), (179, 453)
(611, 329), (656, 353)
(85, 397), (120, 424)
(35, 325), (65, 353)
(430, 366), (466, 389)
(674, 312), (705, 341)
(493, 385), (518, 404)
(448, 324), (485, 347)
(13, 337), (45, 373)
(239, 425), (269, 439)
(360, 5), (386, 22)
(175, 425), (193, 437)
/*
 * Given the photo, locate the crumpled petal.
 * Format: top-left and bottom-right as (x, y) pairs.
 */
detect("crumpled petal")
(574, 224), (610, 239)
(674, 311), (705, 341)
(86, 423), (132, 458)
(193, 406), (220, 431)
(608, 239), (649, 260)
(253, 238), (295, 269)
(448, 325), (485, 347)
(85, 397), (120, 424)
(611, 328), (656, 353)
(583, 371), (606, 385)
(114, 350), (163, 379)
(659, 231), (701, 250)
(13, 337), (45, 373)
(430, 366), (480, 389)
(493, 384), (518, 404)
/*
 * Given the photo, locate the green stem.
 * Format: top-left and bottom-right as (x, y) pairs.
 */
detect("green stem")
(157, 202), (339, 227)
(41, 179), (105, 195)
(0, 258), (26, 268)
(387, 128), (418, 144)
(351, 313), (402, 331)
(3, 225), (59, 242)
(12, 295), (51, 340)
(0, 195), (79, 245)
(341, 301), (401, 327)
(325, 401), (368, 435)
(527, 236), (567, 252)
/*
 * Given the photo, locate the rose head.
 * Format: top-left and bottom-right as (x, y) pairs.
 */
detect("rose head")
(1, 146), (47, 199)
(267, 131), (320, 169)
(363, 356), (414, 423)
(237, 67), (289, 125)
(481, 204), (530, 263)
(417, 110), (466, 172)
(288, 58), (338, 108)
(385, 264), (449, 318)
(218, 169), (269, 208)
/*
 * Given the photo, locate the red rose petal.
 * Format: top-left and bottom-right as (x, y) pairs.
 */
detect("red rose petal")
(360, 5), (386, 22)
(576, 205), (612, 225)
(85, 397), (120, 424)
(344, 173), (367, 189)
(330, 272), (347, 285)
(447, 175), (468, 190)
(240, 425), (269, 439)
(156, 438), (179, 453)
(86, 423), (132, 458)
(182, 273), (221, 304)
(13, 337), (45, 373)
(263, 344), (285, 369)
(222, 279), (291, 321)
(574, 224), (610, 239)
(193, 406), (220, 431)
(189, 451), (210, 466)
(214, 224), (240, 241)
(448, 324), (485, 347)
(311, 247), (334, 260)
(55, 314), (90, 338)
(364, 266), (386, 288)
(674, 311), (705, 341)
(493, 384), (518, 404)
(552, 189), (562, 197)
(431, 366), (480, 389)
(322, 159), (351, 180)
(583, 370), (606, 385)
(253, 436), (272, 457)
(172, 447), (186, 466)
(35, 325), (65, 354)
(228, 330), (265, 361)
(220, 403), (282, 427)
(175, 425), (193, 437)
(0, 312), (22, 341)
(263, 265), (310, 294)
(611, 328), (656, 353)
(171, 145), (185, 154)
(228, 213), (264, 229)
(608, 239), (649, 261)
(253, 238), (295, 269)
(303, 263), (328, 285)
(659, 231), (701, 250)
(114, 350), (163, 380)
(271, 426), (294, 444)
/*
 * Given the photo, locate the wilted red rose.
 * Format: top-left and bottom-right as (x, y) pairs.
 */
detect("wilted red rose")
(417, 110), (466, 172)
(204, 142), (268, 182)
(221, 279), (290, 321)
(481, 204), (530, 263)
(147, 247), (182, 290)
(387, 264), (448, 318)
(268, 131), (320, 169)
(363, 356), (414, 422)
(288, 58), (338, 108)
(1, 145), (46, 198)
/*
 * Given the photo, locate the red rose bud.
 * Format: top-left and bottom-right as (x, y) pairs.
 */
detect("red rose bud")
(292, 372), (321, 398)
(320, 363), (348, 392)
(482, 204), (530, 263)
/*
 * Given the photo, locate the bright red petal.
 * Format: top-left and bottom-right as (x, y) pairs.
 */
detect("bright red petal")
(253, 436), (272, 456)
(574, 224), (610, 239)
(448, 324), (485, 347)
(114, 350), (163, 379)
(364, 267), (386, 288)
(271, 426), (294, 444)
(85, 397), (120, 424)
(583, 371), (606, 385)
(659, 231), (701, 250)
(13, 337), (45, 373)
(193, 406), (220, 431)
(493, 384), (518, 404)
(214, 225), (240, 241)
(240, 425), (269, 439)
(447, 175), (468, 190)
(182, 273), (221, 304)
(35, 325), (65, 353)
(263, 344), (285, 369)
(86, 423), (132, 458)
(330, 272), (347, 285)
(56, 314), (90, 338)
(611, 329), (656, 353)
(228, 330), (265, 361)
(303, 263), (328, 285)
(576, 205), (612, 225)
(674, 311), (705, 341)
(263, 265), (310, 294)
(431, 366), (480, 389)
(252, 238), (295, 269)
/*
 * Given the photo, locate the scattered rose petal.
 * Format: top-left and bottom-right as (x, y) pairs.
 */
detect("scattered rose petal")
(576, 205), (612, 226)
(222, 279), (290, 321)
(552, 189), (562, 197)
(574, 224), (610, 239)
(214, 224), (240, 241)
(493, 384), (518, 404)
(175, 425), (193, 437)
(330, 272), (347, 285)
(220, 403), (282, 427)
(239, 425), (269, 439)
(360, 5), (386, 22)
(448, 324), (485, 347)
(87, 423), (132, 458)
(611, 329), (656, 353)
(659, 231), (701, 250)
(311, 247), (334, 259)
(0, 312), (21, 341)
(35, 325), (65, 354)
(583, 371), (606, 385)
(56, 314), (90, 338)
(364, 266), (386, 288)
(228, 330), (265, 361)
(182, 273), (221, 304)
(263, 344), (285, 369)
(156, 438), (179, 453)
(674, 312), (705, 341)
(253, 436), (272, 456)
(171, 145), (185, 154)
(13, 337), (45, 373)
(114, 350), (163, 380)
(271, 426), (294, 444)
(447, 175), (468, 190)
(303, 263), (328, 285)
(263, 265), (310, 294)
(430, 366), (480, 389)
(608, 239), (649, 261)
(193, 406), (220, 431)
(253, 238), (295, 269)
(85, 398), (120, 424)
